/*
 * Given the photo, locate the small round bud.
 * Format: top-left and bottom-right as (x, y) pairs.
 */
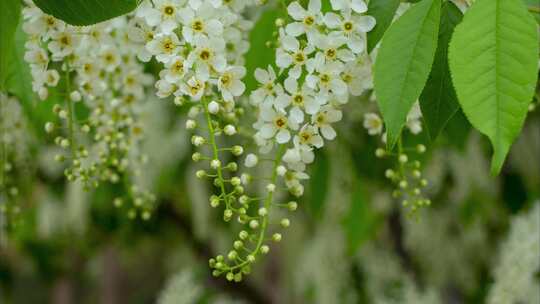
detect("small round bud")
(226, 272), (234, 281)
(226, 162), (238, 171)
(399, 180), (408, 189)
(275, 18), (285, 27)
(223, 209), (233, 221)
(416, 144), (426, 154)
(228, 250), (238, 260)
(70, 91), (81, 102)
(260, 245), (270, 254)
(113, 198), (123, 207)
(192, 152), (202, 162)
(398, 154), (408, 163)
(196, 170), (207, 179)
(38, 87), (48, 100)
(287, 201), (298, 211)
(247, 255), (256, 263)
(191, 135), (205, 147)
(280, 218), (290, 228)
(375, 148), (386, 158)
(58, 110), (68, 119)
(420, 179), (428, 187)
(81, 124), (90, 133)
(239, 230), (249, 240)
(45, 122), (55, 133)
(412, 170), (421, 178)
(185, 119), (197, 129)
(207, 101), (219, 114)
(60, 139), (70, 148)
(232, 145), (244, 156)
(385, 169), (395, 179)
(142, 211), (151, 221)
(249, 219), (259, 229)
(258, 207), (268, 216)
(266, 183), (276, 193)
(234, 241), (243, 250)
(245, 153), (258, 167)
(272, 233), (282, 242)
(402, 200), (409, 206)
(413, 188), (421, 195)
(223, 124), (236, 136)
(231, 176), (241, 186)
(276, 165), (287, 176)
(210, 195), (220, 207)
(210, 159), (221, 169)
(239, 195), (249, 205)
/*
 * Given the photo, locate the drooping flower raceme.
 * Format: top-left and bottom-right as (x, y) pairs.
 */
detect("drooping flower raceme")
(22, 2), (156, 218)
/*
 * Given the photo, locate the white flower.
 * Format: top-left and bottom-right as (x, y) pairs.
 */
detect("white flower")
(217, 66), (246, 101)
(305, 59), (347, 96)
(245, 154), (258, 167)
(223, 124), (236, 135)
(156, 75), (177, 98)
(48, 29), (80, 59)
(178, 74), (208, 100)
(187, 36), (227, 75)
(330, 0), (367, 14)
(207, 100), (220, 114)
(163, 56), (187, 83)
(294, 124), (324, 148)
(323, 11), (376, 53)
(284, 169), (310, 190)
(282, 145), (314, 171)
(312, 105), (342, 140)
(23, 11), (65, 39)
(179, 3), (224, 43)
(275, 77), (320, 122)
(285, 0), (321, 40)
(138, 0), (181, 33)
(99, 47), (121, 72)
(251, 66), (283, 105)
(363, 112), (383, 135)
(406, 102), (423, 134)
(258, 103), (299, 144)
(341, 59), (372, 96)
(24, 48), (48, 68)
(276, 32), (314, 78)
(146, 33), (181, 63)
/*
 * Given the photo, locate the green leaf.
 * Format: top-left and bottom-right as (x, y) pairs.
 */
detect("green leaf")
(307, 150), (329, 218)
(373, 0), (441, 149)
(342, 178), (378, 255)
(32, 0), (140, 26)
(419, 1), (463, 141)
(0, 0), (21, 90)
(366, 0), (401, 53)
(244, 8), (285, 92)
(448, 0), (539, 175)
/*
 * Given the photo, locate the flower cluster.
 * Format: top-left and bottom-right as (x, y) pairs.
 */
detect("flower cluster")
(209, 0), (376, 280)
(251, 0), (375, 196)
(488, 203), (540, 304)
(363, 103), (431, 215)
(0, 94), (29, 231)
(22, 3), (156, 217)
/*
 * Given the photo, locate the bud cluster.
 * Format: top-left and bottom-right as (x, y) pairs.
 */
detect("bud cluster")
(376, 144), (431, 215)
(23, 4), (155, 216)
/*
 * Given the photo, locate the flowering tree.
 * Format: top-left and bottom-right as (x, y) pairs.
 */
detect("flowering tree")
(0, 0), (539, 301)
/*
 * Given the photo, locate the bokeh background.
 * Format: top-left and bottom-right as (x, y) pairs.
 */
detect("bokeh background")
(1, 1), (540, 303)
(1, 92), (539, 303)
